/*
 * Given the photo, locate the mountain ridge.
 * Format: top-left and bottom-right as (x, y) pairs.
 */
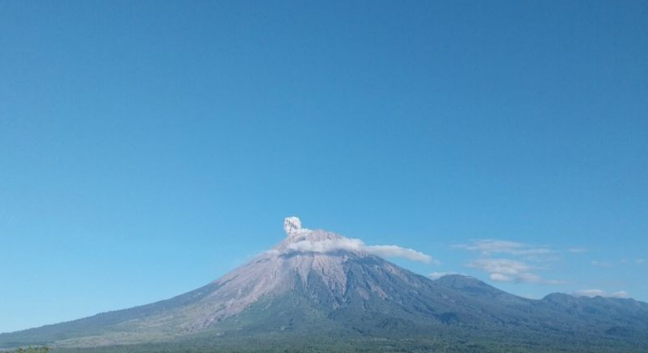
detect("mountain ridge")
(2, 218), (648, 352)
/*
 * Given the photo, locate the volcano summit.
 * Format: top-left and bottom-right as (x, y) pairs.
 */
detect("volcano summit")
(2, 218), (647, 352)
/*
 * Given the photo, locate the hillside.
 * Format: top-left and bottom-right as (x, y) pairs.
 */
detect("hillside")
(2, 218), (647, 352)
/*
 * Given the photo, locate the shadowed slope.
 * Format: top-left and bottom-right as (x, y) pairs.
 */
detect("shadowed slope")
(2, 218), (648, 352)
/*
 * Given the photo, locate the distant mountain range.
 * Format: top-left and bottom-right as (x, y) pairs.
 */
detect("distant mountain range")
(2, 218), (647, 352)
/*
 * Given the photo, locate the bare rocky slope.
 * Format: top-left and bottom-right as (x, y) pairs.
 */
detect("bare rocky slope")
(2, 218), (648, 352)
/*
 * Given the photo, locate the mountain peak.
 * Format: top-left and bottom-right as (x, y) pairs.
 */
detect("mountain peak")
(434, 274), (495, 292)
(276, 217), (433, 264)
(4, 218), (648, 352)
(277, 217), (360, 254)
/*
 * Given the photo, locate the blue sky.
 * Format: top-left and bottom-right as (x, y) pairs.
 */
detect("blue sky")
(1, 0), (647, 334)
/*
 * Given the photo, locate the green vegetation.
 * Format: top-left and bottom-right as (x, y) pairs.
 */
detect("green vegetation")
(5, 347), (50, 353)
(2, 270), (647, 352)
(42, 334), (648, 353)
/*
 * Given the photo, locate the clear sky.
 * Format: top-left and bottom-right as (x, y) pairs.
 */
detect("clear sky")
(1, 0), (647, 334)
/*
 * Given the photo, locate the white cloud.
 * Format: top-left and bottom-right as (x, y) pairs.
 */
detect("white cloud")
(455, 239), (554, 257)
(428, 271), (463, 279)
(489, 273), (513, 282)
(280, 217), (434, 263)
(468, 258), (531, 276)
(365, 245), (433, 263)
(467, 258), (564, 285)
(568, 247), (588, 253)
(636, 258), (645, 265)
(287, 237), (364, 254)
(571, 289), (629, 299)
(592, 260), (614, 268)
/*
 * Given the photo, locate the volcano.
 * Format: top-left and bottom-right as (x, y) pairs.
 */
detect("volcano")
(2, 217), (648, 352)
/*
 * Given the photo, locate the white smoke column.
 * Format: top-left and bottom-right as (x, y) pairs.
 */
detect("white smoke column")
(284, 216), (311, 237)
(281, 216), (434, 263)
